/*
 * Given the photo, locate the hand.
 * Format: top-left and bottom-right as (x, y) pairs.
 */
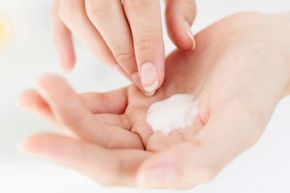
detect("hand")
(52, 0), (196, 94)
(20, 12), (290, 189)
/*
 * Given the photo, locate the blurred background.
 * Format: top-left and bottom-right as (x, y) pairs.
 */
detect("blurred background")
(1, 0), (290, 193)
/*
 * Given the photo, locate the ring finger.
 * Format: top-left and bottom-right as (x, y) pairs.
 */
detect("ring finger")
(56, 0), (116, 67)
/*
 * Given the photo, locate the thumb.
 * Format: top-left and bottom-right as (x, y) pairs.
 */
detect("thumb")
(137, 142), (218, 189)
(137, 105), (266, 189)
(137, 143), (219, 189)
(123, 0), (165, 95)
(165, 0), (196, 50)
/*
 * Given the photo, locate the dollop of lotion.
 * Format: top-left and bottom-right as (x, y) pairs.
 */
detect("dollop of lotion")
(146, 94), (198, 135)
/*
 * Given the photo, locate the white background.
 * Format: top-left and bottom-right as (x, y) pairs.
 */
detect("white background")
(0, 0), (290, 193)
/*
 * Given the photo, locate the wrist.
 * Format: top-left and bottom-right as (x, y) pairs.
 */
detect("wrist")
(280, 13), (290, 95)
(280, 12), (290, 24)
(268, 13), (290, 95)
(271, 13), (290, 58)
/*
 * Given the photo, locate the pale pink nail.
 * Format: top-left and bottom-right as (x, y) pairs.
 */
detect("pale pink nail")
(184, 21), (196, 49)
(140, 62), (159, 94)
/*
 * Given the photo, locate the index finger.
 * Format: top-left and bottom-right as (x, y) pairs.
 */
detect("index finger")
(23, 133), (151, 186)
(123, 0), (165, 95)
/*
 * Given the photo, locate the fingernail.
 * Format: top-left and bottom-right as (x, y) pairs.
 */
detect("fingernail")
(140, 62), (159, 94)
(137, 166), (177, 188)
(184, 21), (196, 49)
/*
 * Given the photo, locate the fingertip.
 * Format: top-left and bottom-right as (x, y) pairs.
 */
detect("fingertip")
(165, 0), (196, 50)
(21, 134), (46, 155)
(154, 62), (165, 94)
(53, 19), (76, 73)
(17, 89), (35, 108)
(36, 74), (65, 103)
(36, 74), (76, 103)
(138, 61), (165, 96)
(139, 63), (158, 94)
(60, 50), (76, 73)
(167, 18), (196, 51)
(17, 89), (49, 114)
(131, 71), (155, 96)
(21, 133), (70, 158)
(136, 143), (200, 189)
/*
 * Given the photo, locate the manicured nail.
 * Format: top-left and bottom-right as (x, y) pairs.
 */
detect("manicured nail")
(137, 166), (177, 188)
(184, 21), (196, 49)
(140, 62), (159, 94)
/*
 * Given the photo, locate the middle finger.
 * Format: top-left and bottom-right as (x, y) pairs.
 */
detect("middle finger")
(85, 0), (138, 77)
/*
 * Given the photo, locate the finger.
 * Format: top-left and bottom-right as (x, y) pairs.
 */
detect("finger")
(165, 0), (196, 50)
(184, 113), (205, 140)
(18, 89), (55, 123)
(93, 114), (130, 129)
(129, 111), (153, 148)
(85, 0), (137, 76)
(81, 89), (130, 129)
(146, 131), (185, 153)
(36, 74), (143, 149)
(19, 89), (126, 129)
(146, 132), (171, 152)
(137, 105), (264, 189)
(123, 0), (165, 94)
(23, 133), (151, 186)
(51, 0), (76, 72)
(167, 130), (185, 147)
(81, 88), (128, 114)
(58, 0), (116, 66)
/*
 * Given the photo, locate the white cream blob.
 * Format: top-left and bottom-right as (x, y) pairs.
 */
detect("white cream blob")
(146, 94), (198, 135)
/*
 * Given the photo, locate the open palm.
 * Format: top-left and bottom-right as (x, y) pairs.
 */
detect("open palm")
(20, 12), (290, 189)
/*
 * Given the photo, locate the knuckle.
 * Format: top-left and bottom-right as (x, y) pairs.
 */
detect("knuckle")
(124, 0), (151, 11)
(85, 0), (109, 20)
(58, 0), (80, 23)
(113, 50), (135, 65)
(135, 34), (159, 54)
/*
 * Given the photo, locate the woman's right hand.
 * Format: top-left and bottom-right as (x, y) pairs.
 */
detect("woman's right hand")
(52, 0), (196, 95)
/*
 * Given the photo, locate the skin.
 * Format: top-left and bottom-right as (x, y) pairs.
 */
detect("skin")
(20, 12), (290, 189)
(52, 0), (196, 94)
